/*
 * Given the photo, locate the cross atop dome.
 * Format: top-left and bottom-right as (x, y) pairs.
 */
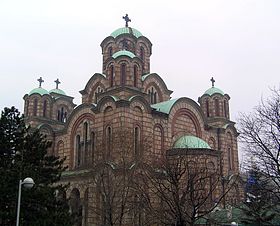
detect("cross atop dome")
(37, 77), (44, 87)
(54, 78), (61, 89)
(210, 77), (215, 87)
(122, 14), (131, 27)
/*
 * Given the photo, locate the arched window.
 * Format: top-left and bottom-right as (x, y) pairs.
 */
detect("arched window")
(154, 92), (157, 104)
(110, 65), (114, 87)
(206, 99), (210, 117)
(228, 147), (232, 170)
(60, 107), (64, 122)
(43, 100), (47, 117)
(33, 98), (38, 116)
(121, 63), (126, 86)
(76, 135), (81, 167)
(134, 127), (140, 156)
(91, 131), (95, 164)
(148, 87), (158, 104)
(140, 47), (144, 61)
(57, 110), (60, 121)
(84, 122), (88, 166)
(108, 47), (113, 57)
(215, 99), (220, 116)
(106, 126), (112, 157)
(69, 188), (82, 226)
(224, 100), (227, 118)
(133, 65), (138, 87)
(25, 100), (29, 117)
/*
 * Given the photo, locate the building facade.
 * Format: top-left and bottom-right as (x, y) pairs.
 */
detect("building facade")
(23, 20), (240, 225)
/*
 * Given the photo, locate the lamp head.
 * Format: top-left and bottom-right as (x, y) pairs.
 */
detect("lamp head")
(22, 177), (35, 189)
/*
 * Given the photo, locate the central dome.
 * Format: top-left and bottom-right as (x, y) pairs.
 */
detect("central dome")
(110, 27), (143, 38)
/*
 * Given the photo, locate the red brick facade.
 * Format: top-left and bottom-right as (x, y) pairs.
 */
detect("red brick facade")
(23, 25), (240, 225)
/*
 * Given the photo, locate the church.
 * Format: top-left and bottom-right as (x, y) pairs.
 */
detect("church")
(23, 15), (240, 225)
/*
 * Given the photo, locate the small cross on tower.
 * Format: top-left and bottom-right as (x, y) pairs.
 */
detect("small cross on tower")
(210, 77), (215, 87)
(54, 78), (61, 89)
(37, 77), (44, 87)
(122, 14), (131, 27)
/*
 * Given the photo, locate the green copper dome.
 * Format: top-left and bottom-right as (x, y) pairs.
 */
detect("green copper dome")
(204, 87), (225, 96)
(112, 50), (136, 59)
(49, 88), (66, 95)
(173, 135), (211, 149)
(110, 27), (143, 38)
(29, 87), (49, 96)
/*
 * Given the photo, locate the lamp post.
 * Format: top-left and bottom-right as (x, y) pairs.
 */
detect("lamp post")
(16, 177), (35, 226)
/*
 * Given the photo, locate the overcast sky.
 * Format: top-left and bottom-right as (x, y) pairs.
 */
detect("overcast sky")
(0, 0), (279, 125)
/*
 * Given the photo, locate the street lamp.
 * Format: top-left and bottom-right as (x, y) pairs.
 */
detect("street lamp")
(16, 177), (35, 226)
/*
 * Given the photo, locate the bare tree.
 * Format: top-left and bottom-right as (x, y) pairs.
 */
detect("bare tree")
(239, 87), (280, 199)
(91, 128), (152, 226)
(137, 150), (234, 226)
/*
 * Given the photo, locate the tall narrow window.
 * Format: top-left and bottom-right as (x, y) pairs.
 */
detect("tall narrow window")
(76, 135), (81, 167)
(84, 122), (88, 166)
(91, 131), (95, 164)
(134, 127), (140, 156)
(110, 65), (114, 87)
(60, 107), (64, 122)
(228, 147), (232, 170)
(33, 98), (38, 116)
(43, 100), (47, 117)
(215, 99), (220, 117)
(121, 64), (126, 86)
(154, 92), (157, 104)
(206, 99), (210, 117)
(140, 47), (144, 61)
(224, 100), (227, 118)
(57, 110), (60, 121)
(108, 47), (112, 57)
(133, 65), (138, 87)
(107, 126), (112, 157)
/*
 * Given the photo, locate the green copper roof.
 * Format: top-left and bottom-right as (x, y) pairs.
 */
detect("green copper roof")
(29, 87), (49, 96)
(204, 87), (225, 96)
(112, 50), (136, 59)
(110, 27), (143, 38)
(151, 98), (179, 114)
(173, 135), (211, 149)
(49, 88), (66, 95)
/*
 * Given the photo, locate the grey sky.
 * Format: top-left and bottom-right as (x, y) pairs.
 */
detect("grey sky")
(0, 0), (279, 125)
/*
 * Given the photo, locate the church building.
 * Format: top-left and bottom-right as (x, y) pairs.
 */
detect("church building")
(23, 16), (240, 225)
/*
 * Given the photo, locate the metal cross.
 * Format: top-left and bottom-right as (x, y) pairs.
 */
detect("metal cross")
(210, 77), (215, 87)
(122, 14), (131, 27)
(37, 77), (44, 87)
(54, 78), (61, 89)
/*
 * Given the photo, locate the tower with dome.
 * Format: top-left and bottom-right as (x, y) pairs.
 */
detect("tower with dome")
(23, 16), (240, 225)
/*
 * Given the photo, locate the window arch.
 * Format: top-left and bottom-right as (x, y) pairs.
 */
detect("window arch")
(33, 98), (38, 116)
(121, 63), (126, 86)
